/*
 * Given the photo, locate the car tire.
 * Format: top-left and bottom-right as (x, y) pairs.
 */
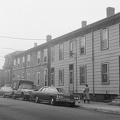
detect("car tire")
(35, 96), (39, 103)
(50, 97), (55, 105)
(21, 93), (25, 101)
(13, 95), (16, 99)
(70, 102), (75, 107)
(3, 93), (5, 98)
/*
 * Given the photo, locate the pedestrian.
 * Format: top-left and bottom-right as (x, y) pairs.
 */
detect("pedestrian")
(83, 84), (90, 103)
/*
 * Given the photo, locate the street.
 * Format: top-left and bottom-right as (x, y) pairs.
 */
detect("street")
(0, 97), (119, 120)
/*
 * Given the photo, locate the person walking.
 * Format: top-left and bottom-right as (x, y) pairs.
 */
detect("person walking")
(83, 84), (90, 103)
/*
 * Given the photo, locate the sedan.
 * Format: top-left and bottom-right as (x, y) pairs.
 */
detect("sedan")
(30, 86), (79, 107)
(0, 84), (13, 98)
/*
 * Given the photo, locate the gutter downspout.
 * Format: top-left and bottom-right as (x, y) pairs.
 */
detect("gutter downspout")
(92, 30), (95, 97)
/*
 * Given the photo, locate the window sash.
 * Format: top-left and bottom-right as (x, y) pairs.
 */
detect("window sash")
(101, 29), (109, 50)
(44, 69), (48, 86)
(59, 43), (64, 60)
(37, 51), (41, 64)
(69, 41), (73, 57)
(59, 70), (64, 86)
(37, 72), (40, 85)
(101, 63), (109, 83)
(80, 66), (86, 84)
(80, 37), (86, 54)
(43, 49), (47, 63)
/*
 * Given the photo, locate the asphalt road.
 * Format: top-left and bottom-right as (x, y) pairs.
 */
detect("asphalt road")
(0, 97), (119, 120)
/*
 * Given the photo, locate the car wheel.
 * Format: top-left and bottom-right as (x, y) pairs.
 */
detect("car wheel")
(3, 93), (5, 98)
(35, 96), (39, 103)
(13, 95), (16, 99)
(70, 102), (75, 107)
(22, 93), (25, 101)
(50, 97), (55, 105)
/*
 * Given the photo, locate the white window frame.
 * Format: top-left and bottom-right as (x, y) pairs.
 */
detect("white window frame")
(14, 59), (16, 70)
(37, 72), (40, 85)
(101, 63), (109, 84)
(80, 36), (86, 55)
(22, 56), (25, 68)
(17, 58), (20, 69)
(69, 40), (73, 57)
(43, 49), (47, 63)
(59, 43), (64, 60)
(27, 54), (30, 67)
(80, 65), (87, 84)
(59, 69), (64, 86)
(27, 74), (30, 81)
(44, 68), (48, 86)
(37, 51), (41, 64)
(101, 29), (109, 50)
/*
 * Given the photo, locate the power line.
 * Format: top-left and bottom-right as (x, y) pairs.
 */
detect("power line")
(0, 47), (23, 51)
(0, 36), (46, 41)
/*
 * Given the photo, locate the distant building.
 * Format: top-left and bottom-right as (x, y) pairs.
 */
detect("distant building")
(3, 51), (23, 84)
(0, 69), (5, 87)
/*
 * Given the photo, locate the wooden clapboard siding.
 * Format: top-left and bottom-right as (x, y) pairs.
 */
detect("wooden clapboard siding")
(94, 24), (120, 94)
(77, 33), (93, 93)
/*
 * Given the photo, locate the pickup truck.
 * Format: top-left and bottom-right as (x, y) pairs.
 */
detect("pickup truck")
(12, 80), (36, 101)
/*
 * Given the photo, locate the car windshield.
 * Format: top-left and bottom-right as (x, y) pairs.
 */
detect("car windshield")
(56, 88), (66, 93)
(21, 84), (33, 89)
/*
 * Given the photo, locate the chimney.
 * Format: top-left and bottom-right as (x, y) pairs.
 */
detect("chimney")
(34, 42), (37, 47)
(106, 7), (115, 17)
(46, 35), (52, 42)
(81, 21), (87, 28)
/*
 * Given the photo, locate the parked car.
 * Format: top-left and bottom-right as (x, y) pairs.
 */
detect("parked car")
(0, 84), (13, 98)
(30, 86), (80, 107)
(12, 80), (36, 101)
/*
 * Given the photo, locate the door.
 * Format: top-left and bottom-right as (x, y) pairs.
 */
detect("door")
(69, 64), (74, 93)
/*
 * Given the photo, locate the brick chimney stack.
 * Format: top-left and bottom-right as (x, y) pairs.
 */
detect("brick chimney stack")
(34, 42), (37, 47)
(106, 7), (115, 17)
(81, 21), (87, 28)
(46, 35), (52, 42)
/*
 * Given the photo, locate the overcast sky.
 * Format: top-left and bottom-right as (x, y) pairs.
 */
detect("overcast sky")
(0, 0), (120, 69)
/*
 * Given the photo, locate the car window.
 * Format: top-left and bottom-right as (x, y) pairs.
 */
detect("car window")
(21, 84), (33, 89)
(56, 88), (66, 93)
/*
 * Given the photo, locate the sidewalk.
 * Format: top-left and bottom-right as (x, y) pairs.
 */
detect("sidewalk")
(76, 101), (120, 115)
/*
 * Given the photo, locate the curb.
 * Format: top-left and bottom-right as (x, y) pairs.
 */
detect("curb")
(79, 105), (120, 115)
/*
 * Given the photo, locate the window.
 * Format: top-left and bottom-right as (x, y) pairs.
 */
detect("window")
(27, 74), (30, 80)
(27, 54), (30, 67)
(37, 72), (40, 85)
(51, 68), (55, 86)
(69, 40), (73, 57)
(17, 58), (20, 69)
(80, 36), (86, 55)
(59, 43), (64, 60)
(17, 75), (20, 80)
(22, 56), (25, 68)
(22, 72), (25, 79)
(80, 65), (87, 84)
(101, 29), (109, 50)
(14, 59), (16, 69)
(101, 63), (109, 84)
(59, 69), (64, 86)
(43, 49), (47, 63)
(69, 65), (74, 84)
(51, 46), (55, 62)
(44, 68), (48, 86)
(37, 51), (41, 64)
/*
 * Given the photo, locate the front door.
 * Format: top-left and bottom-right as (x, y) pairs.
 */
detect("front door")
(69, 64), (74, 93)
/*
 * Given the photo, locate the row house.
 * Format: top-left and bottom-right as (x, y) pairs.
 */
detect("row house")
(4, 7), (120, 101)
(3, 51), (23, 84)
(47, 7), (120, 101)
(12, 35), (52, 88)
